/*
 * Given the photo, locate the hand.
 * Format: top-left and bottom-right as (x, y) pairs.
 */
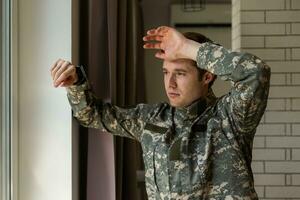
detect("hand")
(143, 26), (188, 61)
(50, 59), (78, 87)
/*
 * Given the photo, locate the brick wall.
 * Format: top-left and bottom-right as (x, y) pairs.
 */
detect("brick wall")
(232, 0), (300, 199)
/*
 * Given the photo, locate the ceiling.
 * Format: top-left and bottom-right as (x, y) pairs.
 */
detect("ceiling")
(171, 0), (231, 4)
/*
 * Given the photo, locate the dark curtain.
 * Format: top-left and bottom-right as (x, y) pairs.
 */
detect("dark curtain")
(107, 0), (146, 200)
(78, 0), (146, 199)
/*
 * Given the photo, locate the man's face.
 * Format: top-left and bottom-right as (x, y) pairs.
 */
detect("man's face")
(163, 59), (207, 107)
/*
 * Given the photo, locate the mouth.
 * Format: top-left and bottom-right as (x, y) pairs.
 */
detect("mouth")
(168, 92), (180, 99)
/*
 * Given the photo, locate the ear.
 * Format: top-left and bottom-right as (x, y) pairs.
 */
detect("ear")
(203, 72), (214, 86)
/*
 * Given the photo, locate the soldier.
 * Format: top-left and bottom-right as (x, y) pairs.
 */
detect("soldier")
(51, 26), (270, 199)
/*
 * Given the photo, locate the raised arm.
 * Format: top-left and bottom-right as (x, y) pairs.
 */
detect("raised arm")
(196, 42), (270, 133)
(143, 26), (271, 133)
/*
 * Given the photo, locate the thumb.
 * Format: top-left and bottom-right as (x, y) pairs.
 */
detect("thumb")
(155, 51), (166, 60)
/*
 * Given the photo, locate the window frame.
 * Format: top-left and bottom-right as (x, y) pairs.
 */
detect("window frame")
(1, 0), (18, 199)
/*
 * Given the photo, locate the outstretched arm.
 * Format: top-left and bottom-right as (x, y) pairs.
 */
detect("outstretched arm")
(50, 59), (149, 141)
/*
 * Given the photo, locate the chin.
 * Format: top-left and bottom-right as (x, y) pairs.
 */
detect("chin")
(169, 100), (185, 108)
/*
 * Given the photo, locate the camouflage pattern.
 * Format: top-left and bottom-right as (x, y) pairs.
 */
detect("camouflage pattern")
(66, 42), (270, 199)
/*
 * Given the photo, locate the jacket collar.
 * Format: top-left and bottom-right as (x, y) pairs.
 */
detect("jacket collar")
(174, 88), (217, 121)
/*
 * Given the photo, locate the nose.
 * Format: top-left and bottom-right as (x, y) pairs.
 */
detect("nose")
(168, 74), (177, 88)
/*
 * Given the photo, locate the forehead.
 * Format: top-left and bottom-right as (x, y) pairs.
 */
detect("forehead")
(163, 59), (197, 71)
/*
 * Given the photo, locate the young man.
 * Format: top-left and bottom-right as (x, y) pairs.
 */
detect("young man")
(51, 26), (270, 199)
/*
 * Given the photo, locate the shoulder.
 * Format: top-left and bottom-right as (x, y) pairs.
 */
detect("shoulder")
(135, 102), (170, 120)
(114, 102), (170, 121)
(208, 94), (230, 117)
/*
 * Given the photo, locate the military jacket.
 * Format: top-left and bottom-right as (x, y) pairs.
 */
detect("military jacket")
(66, 42), (270, 199)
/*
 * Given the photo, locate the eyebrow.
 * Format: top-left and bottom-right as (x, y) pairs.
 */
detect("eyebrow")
(162, 67), (188, 73)
(174, 69), (188, 73)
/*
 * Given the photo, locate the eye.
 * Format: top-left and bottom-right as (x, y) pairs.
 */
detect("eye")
(163, 71), (168, 75)
(176, 72), (186, 76)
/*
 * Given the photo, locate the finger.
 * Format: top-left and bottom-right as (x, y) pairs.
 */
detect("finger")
(58, 67), (76, 86)
(156, 26), (169, 34)
(51, 59), (65, 79)
(52, 63), (66, 83)
(51, 59), (66, 80)
(155, 51), (166, 60)
(143, 42), (162, 50)
(146, 28), (157, 35)
(143, 35), (163, 42)
(53, 63), (75, 87)
(50, 59), (62, 72)
(59, 81), (67, 87)
(53, 61), (71, 85)
(54, 65), (75, 87)
(53, 61), (71, 81)
(59, 80), (71, 87)
(146, 27), (168, 37)
(59, 82), (65, 87)
(59, 78), (73, 87)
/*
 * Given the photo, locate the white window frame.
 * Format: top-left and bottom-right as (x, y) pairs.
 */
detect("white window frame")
(1, 0), (18, 199)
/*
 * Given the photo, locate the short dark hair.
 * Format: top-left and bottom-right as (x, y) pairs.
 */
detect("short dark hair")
(183, 32), (217, 88)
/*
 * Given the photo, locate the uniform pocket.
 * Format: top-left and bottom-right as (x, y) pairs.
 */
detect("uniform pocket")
(144, 123), (170, 193)
(153, 142), (170, 193)
(181, 123), (211, 193)
(187, 136), (211, 187)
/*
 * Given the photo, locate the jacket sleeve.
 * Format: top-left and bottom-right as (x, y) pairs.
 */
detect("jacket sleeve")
(66, 81), (149, 141)
(196, 42), (271, 134)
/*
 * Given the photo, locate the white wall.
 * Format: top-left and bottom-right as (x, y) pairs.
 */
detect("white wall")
(18, 0), (73, 200)
(232, 0), (300, 199)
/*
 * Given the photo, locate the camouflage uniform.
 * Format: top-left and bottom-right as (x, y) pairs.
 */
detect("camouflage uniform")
(67, 42), (270, 199)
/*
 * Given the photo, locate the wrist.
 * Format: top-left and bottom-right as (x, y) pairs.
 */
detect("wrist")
(180, 39), (202, 61)
(74, 65), (86, 85)
(73, 73), (78, 84)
